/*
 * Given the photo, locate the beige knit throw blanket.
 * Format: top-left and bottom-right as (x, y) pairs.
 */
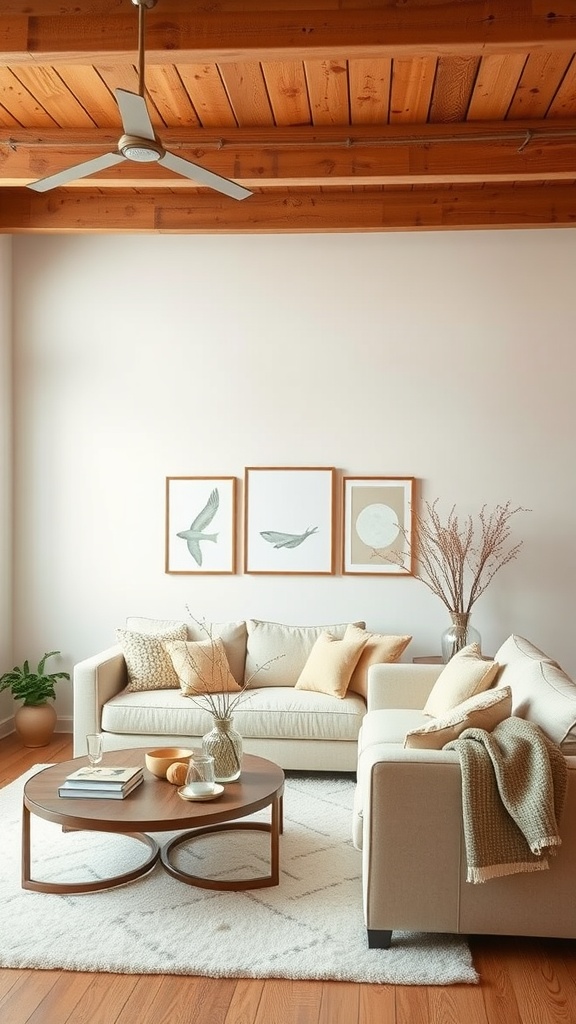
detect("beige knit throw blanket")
(445, 717), (567, 883)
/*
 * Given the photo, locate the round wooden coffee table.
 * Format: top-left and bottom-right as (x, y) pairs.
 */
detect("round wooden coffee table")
(22, 749), (284, 894)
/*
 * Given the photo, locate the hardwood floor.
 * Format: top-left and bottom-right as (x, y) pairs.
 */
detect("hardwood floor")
(1, 733), (575, 1024)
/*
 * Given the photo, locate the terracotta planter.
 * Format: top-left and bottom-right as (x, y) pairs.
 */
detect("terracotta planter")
(14, 703), (57, 747)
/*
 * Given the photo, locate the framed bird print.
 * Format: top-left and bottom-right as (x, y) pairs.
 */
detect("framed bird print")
(244, 467), (335, 575)
(165, 476), (237, 574)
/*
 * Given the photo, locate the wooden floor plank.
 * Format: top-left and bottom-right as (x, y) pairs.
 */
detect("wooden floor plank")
(61, 973), (141, 1024)
(319, 981), (360, 1024)
(223, 979), (265, 1024)
(0, 970), (62, 1024)
(20, 972), (95, 1024)
(469, 937), (524, 1024)
(253, 979), (323, 1024)
(358, 983), (396, 1023)
(501, 938), (575, 1024)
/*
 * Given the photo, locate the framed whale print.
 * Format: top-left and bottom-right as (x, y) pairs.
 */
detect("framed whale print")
(244, 467), (335, 575)
(165, 476), (237, 574)
(342, 476), (414, 575)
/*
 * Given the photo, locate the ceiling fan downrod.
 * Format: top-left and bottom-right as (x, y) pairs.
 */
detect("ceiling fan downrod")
(132, 0), (157, 99)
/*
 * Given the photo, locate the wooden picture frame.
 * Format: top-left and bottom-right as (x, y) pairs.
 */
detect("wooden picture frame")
(244, 467), (336, 575)
(165, 476), (237, 574)
(342, 476), (414, 575)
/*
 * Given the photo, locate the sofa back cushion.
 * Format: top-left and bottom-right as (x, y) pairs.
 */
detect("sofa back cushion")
(186, 619), (247, 686)
(244, 619), (365, 687)
(494, 634), (576, 749)
(127, 615), (247, 686)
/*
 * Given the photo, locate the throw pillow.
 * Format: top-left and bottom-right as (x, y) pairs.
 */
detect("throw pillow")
(186, 619), (247, 686)
(494, 634), (576, 747)
(164, 637), (241, 696)
(423, 643), (500, 717)
(294, 630), (368, 699)
(244, 619), (366, 688)
(404, 687), (513, 750)
(344, 624), (412, 699)
(117, 624), (188, 691)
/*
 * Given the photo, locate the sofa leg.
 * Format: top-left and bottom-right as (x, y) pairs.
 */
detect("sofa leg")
(367, 929), (393, 949)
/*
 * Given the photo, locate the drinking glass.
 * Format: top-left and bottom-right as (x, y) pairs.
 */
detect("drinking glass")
(185, 752), (215, 796)
(86, 732), (104, 768)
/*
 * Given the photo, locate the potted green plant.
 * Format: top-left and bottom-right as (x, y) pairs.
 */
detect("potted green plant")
(0, 650), (70, 747)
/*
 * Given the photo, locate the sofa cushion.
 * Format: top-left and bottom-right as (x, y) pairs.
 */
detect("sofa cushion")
(186, 619), (247, 686)
(116, 624), (188, 691)
(344, 624), (412, 699)
(101, 685), (366, 742)
(494, 634), (576, 748)
(164, 637), (241, 696)
(358, 708), (430, 752)
(404, 687), (513, 750)
(423, 643), (499, 717)
(294, 630), (367, 698)
(243, 619), (365, 688)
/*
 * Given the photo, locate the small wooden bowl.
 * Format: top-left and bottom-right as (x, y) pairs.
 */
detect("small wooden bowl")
(145, 747), (194, 779)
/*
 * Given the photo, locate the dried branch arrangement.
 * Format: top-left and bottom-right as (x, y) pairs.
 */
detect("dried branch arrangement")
(410, 500), (529, 614)
(178, 612), (282, 720)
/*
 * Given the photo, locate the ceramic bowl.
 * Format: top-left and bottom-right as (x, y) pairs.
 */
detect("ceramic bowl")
(145, 747), (194, 779)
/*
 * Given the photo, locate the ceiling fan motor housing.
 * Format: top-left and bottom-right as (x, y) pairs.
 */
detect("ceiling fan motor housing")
(118, 134), (164, 162)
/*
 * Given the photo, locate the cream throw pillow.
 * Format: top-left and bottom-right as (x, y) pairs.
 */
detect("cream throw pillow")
(423, 643), (500, 717)
(294, 630), (368, 699)
(404, 687), (512, 750)
(164, 637), (242, 696)
(344, 624), (412, 699)
(117, 624), (188, 691)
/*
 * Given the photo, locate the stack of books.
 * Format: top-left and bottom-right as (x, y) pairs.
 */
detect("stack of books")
(58, 764), (144, 799)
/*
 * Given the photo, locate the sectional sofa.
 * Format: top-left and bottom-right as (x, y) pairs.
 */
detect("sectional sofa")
(353, 635), (576, 945)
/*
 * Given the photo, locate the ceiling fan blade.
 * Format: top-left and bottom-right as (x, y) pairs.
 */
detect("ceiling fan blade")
(159, 151), (252, 201)
(116, 89), (155, 141)
(27, 152), (125, 193)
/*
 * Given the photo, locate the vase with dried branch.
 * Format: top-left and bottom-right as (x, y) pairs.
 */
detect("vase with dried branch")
(408, 500), (529, 662)
(171, 615), (282, 782)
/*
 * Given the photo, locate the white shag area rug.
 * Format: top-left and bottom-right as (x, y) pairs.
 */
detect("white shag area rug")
(0, 767), (477, 985)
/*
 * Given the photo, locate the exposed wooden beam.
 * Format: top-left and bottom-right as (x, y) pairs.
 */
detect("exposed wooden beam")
(1, 4), (575, 66)
(3, 121), (576, 188)
(2, 184), (575, 233)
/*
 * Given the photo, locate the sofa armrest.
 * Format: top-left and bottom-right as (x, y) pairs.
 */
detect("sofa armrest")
(73, 645), (127, 756)
(367, 663), (443, 712)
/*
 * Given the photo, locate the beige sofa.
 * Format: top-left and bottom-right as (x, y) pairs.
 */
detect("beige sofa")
(353, 635), (576, 947)
(73, 616), (411, 771)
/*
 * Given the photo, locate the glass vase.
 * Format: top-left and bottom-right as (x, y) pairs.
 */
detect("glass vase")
(202, 716), (243, 782)
(441, 612), (481, 663)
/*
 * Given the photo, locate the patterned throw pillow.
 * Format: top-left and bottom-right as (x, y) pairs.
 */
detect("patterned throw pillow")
(117, 625), (188, 691)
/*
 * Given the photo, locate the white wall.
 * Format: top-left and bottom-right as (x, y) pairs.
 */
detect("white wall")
(11, 231), (576, 728)
(0, 236), (13, 732)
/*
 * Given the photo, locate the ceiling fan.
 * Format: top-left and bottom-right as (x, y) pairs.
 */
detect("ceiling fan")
(27, 0), (252, 200)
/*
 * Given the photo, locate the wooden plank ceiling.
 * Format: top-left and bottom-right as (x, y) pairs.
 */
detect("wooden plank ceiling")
(1, 0), (576, 232)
